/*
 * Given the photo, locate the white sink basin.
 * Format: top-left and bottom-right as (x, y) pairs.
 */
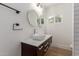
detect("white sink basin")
(32, 34), (45, 41)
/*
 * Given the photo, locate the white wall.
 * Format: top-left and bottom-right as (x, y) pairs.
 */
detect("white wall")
(0, 3), (34, 56)
(44, 3), (73, 50)
(0, 3), (73, 56)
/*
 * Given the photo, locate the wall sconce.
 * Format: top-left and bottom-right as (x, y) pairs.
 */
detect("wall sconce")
(31, 3), (43, 16)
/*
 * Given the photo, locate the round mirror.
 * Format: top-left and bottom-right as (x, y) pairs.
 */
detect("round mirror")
(27, 10), (39, 27)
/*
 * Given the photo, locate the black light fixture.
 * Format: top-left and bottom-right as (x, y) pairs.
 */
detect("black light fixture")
(37, 3), (40, 7)
(0, 3), (21, 14)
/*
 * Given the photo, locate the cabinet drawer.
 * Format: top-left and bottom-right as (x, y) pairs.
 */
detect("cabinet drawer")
(21, 36), (52, 56)
(37, 37), (52, 55)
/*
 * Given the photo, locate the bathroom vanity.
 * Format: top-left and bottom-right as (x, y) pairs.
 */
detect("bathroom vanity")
(21, 35), (52, 56)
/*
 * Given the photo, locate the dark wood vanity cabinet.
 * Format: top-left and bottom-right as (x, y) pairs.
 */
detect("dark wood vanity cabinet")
(21, 36), (52, 56)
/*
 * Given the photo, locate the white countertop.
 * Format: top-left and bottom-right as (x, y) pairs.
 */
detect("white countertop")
(21, 35), (52, 47)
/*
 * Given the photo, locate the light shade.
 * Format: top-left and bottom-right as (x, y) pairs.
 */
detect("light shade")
(31, 3), (43, 16)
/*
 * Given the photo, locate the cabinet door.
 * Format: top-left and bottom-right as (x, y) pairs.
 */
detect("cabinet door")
(21, 42), (37, 56)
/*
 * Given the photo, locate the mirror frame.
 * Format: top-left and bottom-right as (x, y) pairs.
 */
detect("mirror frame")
(27, 10), (39, 27)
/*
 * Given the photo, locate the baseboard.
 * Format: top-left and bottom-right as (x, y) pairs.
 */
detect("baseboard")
(50, 42), (72, 51)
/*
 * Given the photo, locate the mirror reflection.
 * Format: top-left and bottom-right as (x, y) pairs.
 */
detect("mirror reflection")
(27, 10), (38, 27)
(27, 10), (44, 27)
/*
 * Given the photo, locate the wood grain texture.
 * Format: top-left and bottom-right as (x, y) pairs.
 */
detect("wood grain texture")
(45, 47), (72, 56)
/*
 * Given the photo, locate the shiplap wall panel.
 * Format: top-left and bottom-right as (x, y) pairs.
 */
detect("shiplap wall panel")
(74, 3), (79, 56)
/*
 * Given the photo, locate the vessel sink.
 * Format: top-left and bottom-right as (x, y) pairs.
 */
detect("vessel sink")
(32, 34), (45, 41)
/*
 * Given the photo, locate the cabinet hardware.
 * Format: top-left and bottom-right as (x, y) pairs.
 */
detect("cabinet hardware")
(44, 42), (49, 47)
(44, 46), (48, 52)
(39, 46), (43, 50)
